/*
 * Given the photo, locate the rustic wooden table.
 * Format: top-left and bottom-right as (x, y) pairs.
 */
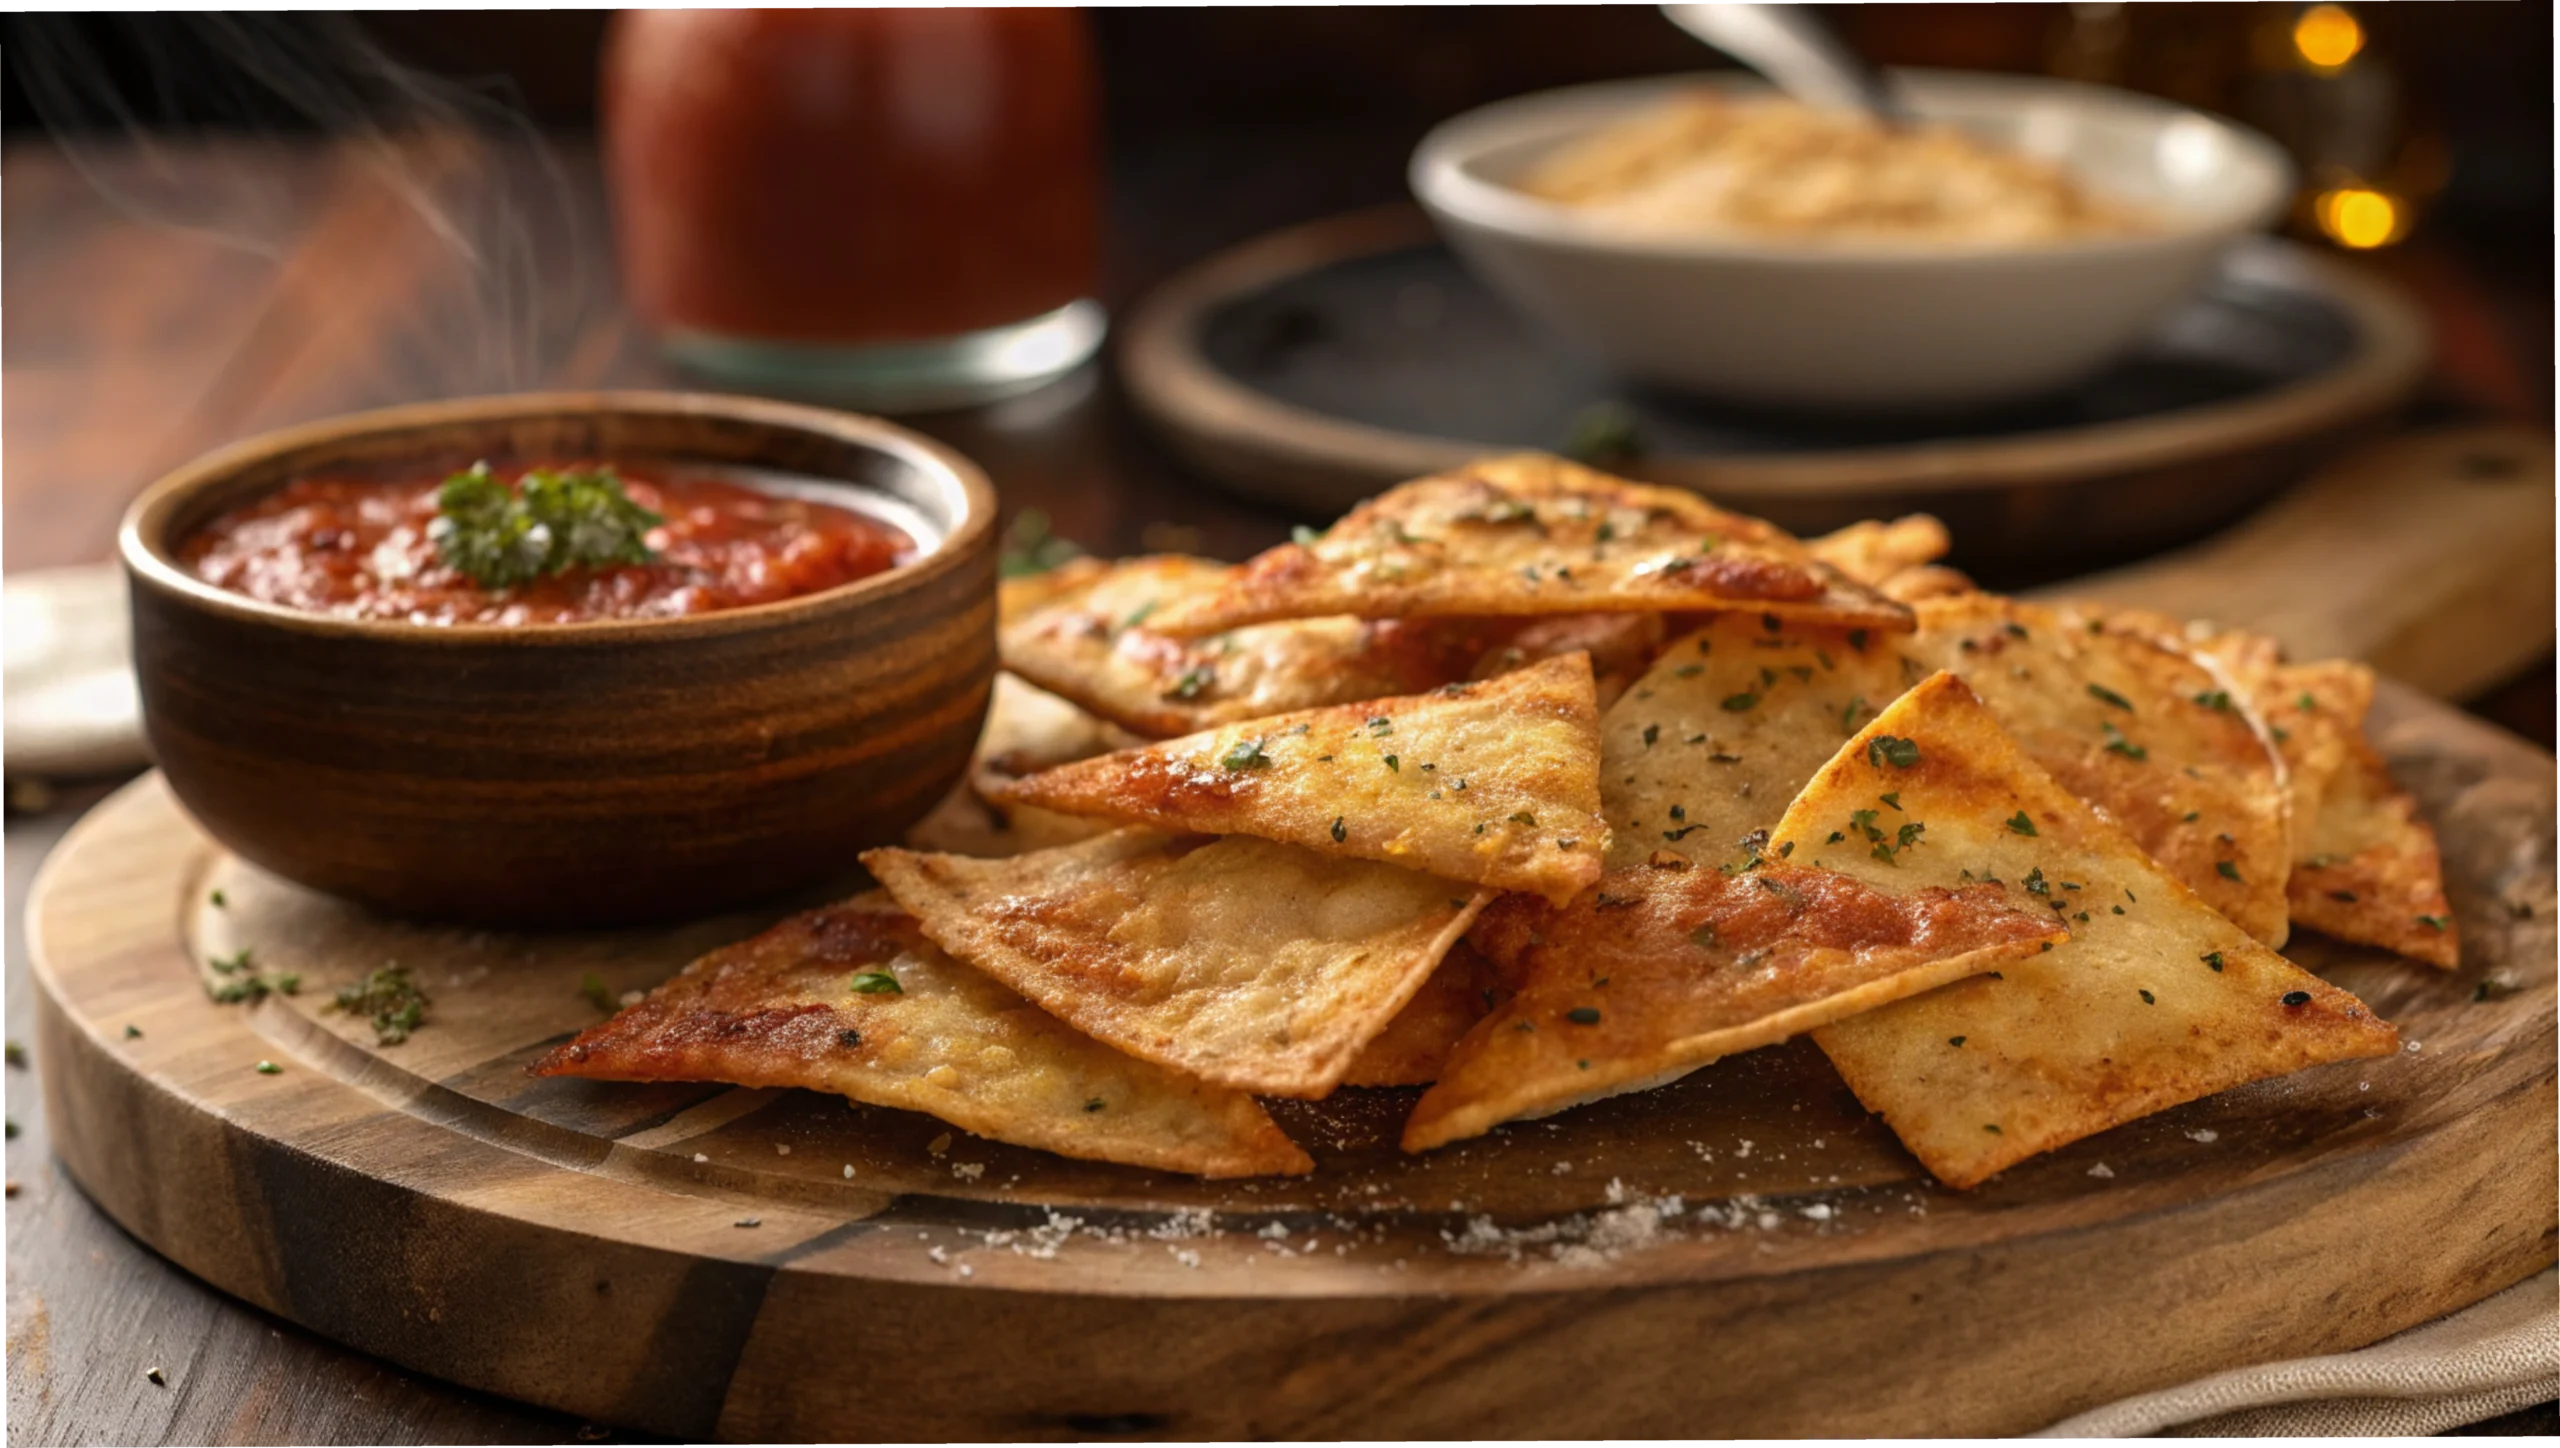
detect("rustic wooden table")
(5, 134), (2552, 1444)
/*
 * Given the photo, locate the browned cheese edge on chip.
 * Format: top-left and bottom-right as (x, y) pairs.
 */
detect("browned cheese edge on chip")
(531, 891), (1312, 1178)
(864, 829), (1494, 1099)
(1798, 672), (2398, 1189)
(989, 652), (1610, 905)
(1145, 454), (1912, 637)
(2288, 735), (2461, 969)
(1402, 850), (2065, 1152)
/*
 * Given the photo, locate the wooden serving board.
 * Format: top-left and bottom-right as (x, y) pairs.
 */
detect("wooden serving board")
(28, 679), (2557, 1439)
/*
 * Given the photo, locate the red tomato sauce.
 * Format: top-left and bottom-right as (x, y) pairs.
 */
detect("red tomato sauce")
(180, 464), (914, 624)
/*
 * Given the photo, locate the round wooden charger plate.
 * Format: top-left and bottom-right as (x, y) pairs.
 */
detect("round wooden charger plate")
(1123, 206), (2429, 577)
(30, 683), (2555, 1440)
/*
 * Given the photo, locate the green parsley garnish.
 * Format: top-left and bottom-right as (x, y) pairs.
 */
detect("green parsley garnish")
(1330, 816), (1347, 844)
(2006, 811), (2038, 837)
(1565, 1007), (1602, 1025)
(430, 462), (663, 589)
(2085, 683), (2134, 712)
(2216, 861), (2242, 881)
(848, 970), (903, 995)
(2194, 690), (2234, 712)
(1291, 525), (1323, 546)
(578, 973), (618, 1013)
(254, 1060), (282, 1075)
(2138, 989), (2155, 1004)
(2417, 913), (2449, 931)
(2201, 951), (2224, 972)
(1221, 737), (1272, 770)
(2102, 721), (2148, 761)
(1642, 724), (1661, 747)
(331, 964), (430, 1046)
(1866, 735), (1922, 769)
(208, 889), (227, 909)
(1721, 692), (1760, 712)
(1165, 665), (1215, 701)
(206, 947), (301, 1005)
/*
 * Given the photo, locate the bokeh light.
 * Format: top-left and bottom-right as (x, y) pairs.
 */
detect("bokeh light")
(2292, 4), (2365, 73)
(2315, 187), (2402, 249)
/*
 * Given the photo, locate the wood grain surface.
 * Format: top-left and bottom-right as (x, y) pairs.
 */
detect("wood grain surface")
(25, 677), (2556, 1439)
(6, 129), (2554, 1444)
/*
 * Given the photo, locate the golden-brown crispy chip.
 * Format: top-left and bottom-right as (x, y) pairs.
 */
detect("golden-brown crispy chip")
(1901, 596), (2291, 944)
(998, 553), (1660, 738)
(531, 892), (1312, 1178)
(1402, 856), (2063, 1152)
(1601, 603), (2291, 940)
(1807, 515), (1951, 586)
(864, 830), (1491, 1098)
(2258, 659), (2377, 859)
(1877, 564), (1979, 603)
(1146, 455), (1911, 638)
(992, 653), (1609, 904)
(1800, 673), (2398, 1188)
(2288, 736), (2459, 969)
(904, 675), (1126, 857)
(999, 555), (1113, 627)
(1600, 612), (1921, 871)
(1339, 941), (1510, 1088)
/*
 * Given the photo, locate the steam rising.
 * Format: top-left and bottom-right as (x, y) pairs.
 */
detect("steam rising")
(9, 13), (602, 392)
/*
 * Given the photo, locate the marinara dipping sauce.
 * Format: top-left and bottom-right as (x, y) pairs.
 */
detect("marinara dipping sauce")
(179, 464), (914, 625)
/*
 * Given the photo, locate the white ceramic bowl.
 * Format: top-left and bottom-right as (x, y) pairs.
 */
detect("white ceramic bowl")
(1411, 70), (2295, 411)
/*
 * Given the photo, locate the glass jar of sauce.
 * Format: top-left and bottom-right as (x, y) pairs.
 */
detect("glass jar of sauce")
(602, 7), (1105, 410)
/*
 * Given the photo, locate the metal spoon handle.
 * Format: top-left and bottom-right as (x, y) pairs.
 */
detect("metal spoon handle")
(1658, 3), (1904, 123)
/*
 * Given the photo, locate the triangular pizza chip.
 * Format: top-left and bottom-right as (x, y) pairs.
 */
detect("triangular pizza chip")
(1899, 596), (2292, 944)
(864, 830), (1491, 1098)
(2288, 735), (2459, 969)
(1402, 854), (2064, 1152)
(1146, 455), (1911, 638)
(999, 552), (1660, 738)
(1600, 611), (1921, 871)
(2247, 659), (2375, 863)
(531, 892), (1311, 1178)
(1599, 599), (2292, 942)
(1796, 673), (2399, 1188)
(990, 652), (1609, 904)
(1806, 514), (1951, 587)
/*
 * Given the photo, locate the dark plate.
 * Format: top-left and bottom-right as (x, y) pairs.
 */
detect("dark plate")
(1123, 206), (2427, 580)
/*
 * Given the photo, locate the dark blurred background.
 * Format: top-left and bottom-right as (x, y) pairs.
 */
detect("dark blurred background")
(6, 3), (2551, 420)
(5, 3), (2539, 260)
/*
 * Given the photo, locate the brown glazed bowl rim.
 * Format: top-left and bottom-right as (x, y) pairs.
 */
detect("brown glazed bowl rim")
(118, 390), (999, 648)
